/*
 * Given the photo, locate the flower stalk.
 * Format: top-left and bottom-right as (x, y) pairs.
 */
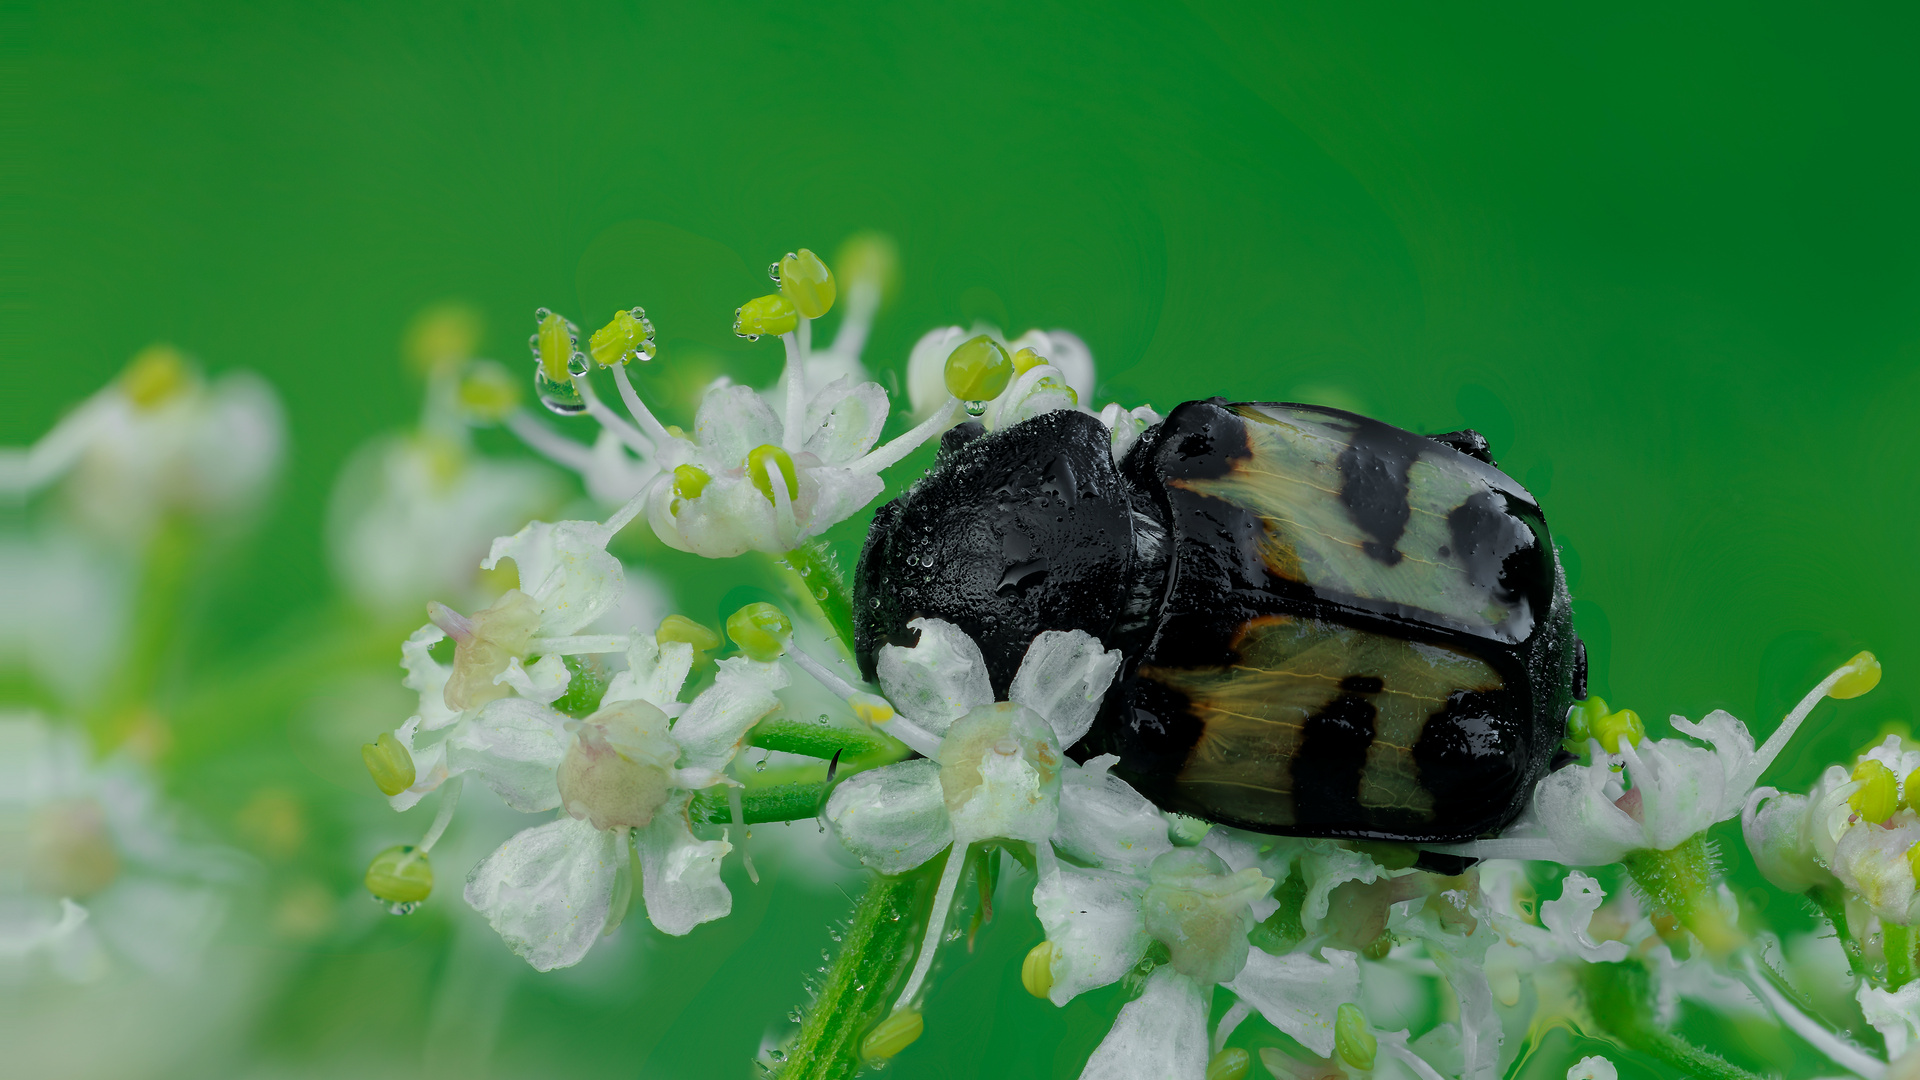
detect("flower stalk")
(1583, 961), (1766, 1080)
(775, 866), (933, 1080)
(1622, 834), (1743, 957)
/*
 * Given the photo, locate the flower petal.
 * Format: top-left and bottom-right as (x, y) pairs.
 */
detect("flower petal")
(824, 759), (955, 874)
(797, 466), (885, 542)
(1538, 871), (1630, 963)
(661, 475), (780, 558)
(875, 618), (994, 734)
(906, 326), (967, 418)
(401, 624), (460, 732)
(1007, 328), (1096, 406)
(636, 801), (732, 935)
(1033, 863), (1150, 1005)
(1054, 756), (1173, 877)
(446, 698), (570, 812)
(1079, 967), (1210, 1080)
(801, 377), (889, 465)
(483, 519), (623, 635)
(1859, 981), (1920, 1061)
(695, 382), (783, 465)
(604, 635), (693, 712)
(464, 816), (623, 970)
(1008, 630), (1122, 749)
(499, 654), (570, 705)
(1533, 757), (1646, 866)
(1224, 947), (1359, 1058)
(671, 657), (788, 772)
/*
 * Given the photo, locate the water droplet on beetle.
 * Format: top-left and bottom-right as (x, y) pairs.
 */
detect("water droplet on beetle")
(965, 399), (987, 416)
(535, 367), (586, 415)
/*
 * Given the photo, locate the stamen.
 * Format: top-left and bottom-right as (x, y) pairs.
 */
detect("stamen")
(1378, 1040), (1449, 1080)
(575, 375), (656, 457)
(416, 775), (464, 854)
(504, 409), (596, 473)
(894, 843), (968, 1011)
(727, 777), (759, 885)
(824, 279), (878, 365)
(528, 634), (631, 655)
(785, 648), (940, 757)
(768, 452), (800, 549)
(1752, 657), (1881, 785)
(851, 398), (961, 476)
(609, 362), (675, 446)
(1213, 1000), (1252, 1055)
(426, 601), (475, 644)
(782, 329), (808, 453)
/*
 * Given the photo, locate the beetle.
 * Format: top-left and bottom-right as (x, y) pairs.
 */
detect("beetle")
(852, 398), (1584, 846)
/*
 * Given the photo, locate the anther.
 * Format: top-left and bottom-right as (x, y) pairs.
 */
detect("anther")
(361, 732), (416, 796)
(726, 603), (793, 662)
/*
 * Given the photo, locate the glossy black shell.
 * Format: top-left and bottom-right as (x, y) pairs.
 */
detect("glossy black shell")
(854, 400), (1583, 843)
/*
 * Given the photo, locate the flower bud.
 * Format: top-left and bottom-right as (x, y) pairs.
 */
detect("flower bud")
(1832, 651), (1883, 699)
(439, 590), (543, 711)
(861, 1009), (923, 1061)
(775, 248), (836, 319)
(726, 602), (792, 662)
(734, 293), (798, 340)
(122, 344), (192, 408)
(361, 731), (417, 796)
(365, 845), (433, 904)
(938, 702), (1063, 844)
(1206, 1048), (1252, 1080)
(672, 464), (711, 500)
(1021, 940), (1058, 998)
(746, 444), (799, 504)
(1853, 759), (1900, 824)
(27, 800), (120, 898)
(835, 232), (898, 300)
(404, 303), (482, 374)
(1333, 1003), (1376, 1071)
(456, 360), (521, 421)
(944, 335), (1013, 403)
(589, 307), (657, 367)
(535, 309), (577, 383)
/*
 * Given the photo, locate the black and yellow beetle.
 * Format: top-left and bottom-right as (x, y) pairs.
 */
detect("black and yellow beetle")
(852, 399), (1584, 846)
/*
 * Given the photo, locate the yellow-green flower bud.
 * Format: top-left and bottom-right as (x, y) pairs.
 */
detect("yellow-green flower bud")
(657, 613), (721, 653)
(726, 602), (792, 662)
(536, 309), (575, 383)
(1907, 842), (1920, 886)
(361, 732), (416, 797)
(1565, 696), (1608, 747)
(1832, 651), (1883, 699)
(860, 1010), (924, 1062)
(672, 464), (711, 500)
(944, 335), (1013, 403)
(588, 307), (657, 367)
(403, 303), (482, 374)
(122, 344), (191, 408)
(775, 248), (836, 319)
(1905, 768), (1920, 812)
(1334, 1003), (1376, 1071)
(1853, 759), (1899, 824)
(365, 845), (433, 905)
(1021, 940), (1057, 998)
(1011, 346), (1048, 376)
(746, 444), (799, 504)
(456, 360), (521, 421)
(734, 293), (798, 340)
(1594, 708), (1645, 753)
(1205, 1048), (1252, 1080)
(835, 232), (898, 299)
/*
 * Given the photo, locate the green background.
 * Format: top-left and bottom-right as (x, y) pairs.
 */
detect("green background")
(10, 3), (1919, 1078)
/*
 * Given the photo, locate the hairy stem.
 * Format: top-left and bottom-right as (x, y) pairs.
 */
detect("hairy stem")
(750, 719), (893, 762)
(1583, 961), (1766, 1080)
(689, 782), (834, 825)
(783, 541), (857, 658)
(776, 866), (931, 1080)
(1623, 834), (1744, 957)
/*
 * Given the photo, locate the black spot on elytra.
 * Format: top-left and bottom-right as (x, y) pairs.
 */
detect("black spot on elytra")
(1292, 694), (1377, 829)
(1337, 432), (1414, 565)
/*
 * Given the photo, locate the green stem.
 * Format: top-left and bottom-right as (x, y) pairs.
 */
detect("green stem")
(1809, 886), (1870, 980)
(1583, 961), (1766, 1080)
(690, 783), (834, 825)
(750, 719), (894, 761)
(1890, 923), (1916, 990)
(783, 541), (857, 657)
(776, 868), (930, 1080)
(94, 513), (199, 738)
(1622, 834), (1743, 957)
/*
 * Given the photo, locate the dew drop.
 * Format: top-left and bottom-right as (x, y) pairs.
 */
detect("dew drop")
(566, 352), (590, 378)
(386, 900), (422, 916)
(535, 367), (586, 415)
(965, 399), (988, 416)
(789, 1007), (804, 1023)
(814, 587), (829, 600)
(633, 338), (658, 363)
(534, 306), (552, 321)
(756, 759), (769, 772)
(768, 261), (783, 283)
(769, 1049), (787, 1063)
(743, 333), (761, 343)
(817, 713), (830, 725)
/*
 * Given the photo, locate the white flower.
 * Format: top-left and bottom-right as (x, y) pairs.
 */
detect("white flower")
(1743, 766), (1855, 895)
(642, 378), (896, 557)
(1567, 1056), (1618, 1080)
(6, 347), (283, 544)
(0, 715), (238, 983)
(1861, 982), (1920, 1061)
(461, 634), (788, 969)
(1445, 657), (1874, 866)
